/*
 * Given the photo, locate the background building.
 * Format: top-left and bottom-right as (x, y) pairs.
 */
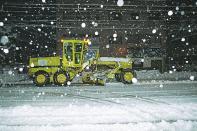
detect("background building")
(56, 0), (167, 72)
(166, 0), (197, 71)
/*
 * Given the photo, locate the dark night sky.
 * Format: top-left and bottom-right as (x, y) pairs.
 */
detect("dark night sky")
(0, 0), (197, 71)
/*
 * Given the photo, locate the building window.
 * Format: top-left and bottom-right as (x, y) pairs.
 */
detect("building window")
(129, 13), (139, 20)
(108, 36), (122, 44)
(148, 12), (162, 20)
(109, 12), (122, 21)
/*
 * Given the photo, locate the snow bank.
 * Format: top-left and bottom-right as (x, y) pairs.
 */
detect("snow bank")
(136, 70), (197, 81)
(99, 57), (131, 63)
(0, 104), (197, 131)
(0, 68), (31, 86)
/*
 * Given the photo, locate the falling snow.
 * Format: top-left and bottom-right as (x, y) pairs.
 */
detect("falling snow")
(0, 36), (9, 45)
(190, 76), (195, 81)
(113, 33), (117, 38)
(106, 44), (110, 49)
(42, 0), (46, 3)
(95, 31), (99, 36)
(3, 48), (9, 54)
(117, 0), (124, 7)
(67, 81), (71, 85)
(181, 38), (185, 42)
(81, 23), (86, 28)
(181, 11), (185, 15)
(168, 10), (173, 16)
(19, 67), (23, 72)
(8, 70), (12, 75)
(152, 29), (157, 34)
(132, 78), (138, 83)
(0, 22), (4, 26)
(0, 0), (197, 130)
(38, 28), (41, 32)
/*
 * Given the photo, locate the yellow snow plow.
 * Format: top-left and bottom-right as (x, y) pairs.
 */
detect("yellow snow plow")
(28, 39), (136, 86)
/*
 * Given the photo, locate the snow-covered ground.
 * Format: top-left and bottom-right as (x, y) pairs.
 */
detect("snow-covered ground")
(0, 82), (197, 131)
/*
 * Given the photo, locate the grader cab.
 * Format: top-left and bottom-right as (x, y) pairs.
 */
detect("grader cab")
(28, 39), (136, 86)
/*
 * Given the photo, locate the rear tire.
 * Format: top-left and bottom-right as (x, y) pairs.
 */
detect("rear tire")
(121, 71), (134, 84)
(53, 71), (70, 86)
(33, 71), (50, 87)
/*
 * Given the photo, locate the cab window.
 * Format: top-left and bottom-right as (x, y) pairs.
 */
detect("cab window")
(75, 43), (82, 52)
(75, 43), (82, 64)
(75, 53), (81, 64)
(64, 43), (73, 61)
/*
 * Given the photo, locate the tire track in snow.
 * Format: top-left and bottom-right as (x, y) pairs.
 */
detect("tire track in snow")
(0, 119), (197, 127)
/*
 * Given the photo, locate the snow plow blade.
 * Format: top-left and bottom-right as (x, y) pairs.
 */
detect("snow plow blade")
(82, 74), (105, 86)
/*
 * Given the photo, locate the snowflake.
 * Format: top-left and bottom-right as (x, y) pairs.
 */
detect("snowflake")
(113, 33), (117, 38)
(106, 44), (110, 49)
(0, 22), (4, 26)
(38, 28), (41, 32)
(30, 63), (35, 67)
(117, 0), (124, 7)
(1, 36), (9, 45)
(168, 10), (173, 16)
(3, 48), (9, 54)
(181, 11), (185, 15)
(16, 47), (19, 50)
(67, 81), (71, 86)
(95, 31), (99, 35)
(8, 70), (13, 75)
(159, 84), (163, 88)
(19, 68), (23, 72)
(190, 76), (195, 81)
(81, 23), (86, 28)
(181, 38), (185, 42)
(132, 78), (138, 84)
(152, 29), (157, 34)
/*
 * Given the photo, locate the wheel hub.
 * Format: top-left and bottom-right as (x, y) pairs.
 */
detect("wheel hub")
(36, 74), (46, 84)
(57, 74), (67, 84)
(124, 72), (133, 82)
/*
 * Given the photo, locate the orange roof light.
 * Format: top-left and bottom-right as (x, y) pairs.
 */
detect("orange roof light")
(60, 39), (64, 43)
(84, 39), (91, 45)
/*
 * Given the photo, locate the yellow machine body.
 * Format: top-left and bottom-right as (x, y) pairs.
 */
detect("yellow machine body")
(28, 39), (136, 86)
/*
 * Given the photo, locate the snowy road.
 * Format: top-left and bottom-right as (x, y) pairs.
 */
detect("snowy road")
(0, 81), (197, 131)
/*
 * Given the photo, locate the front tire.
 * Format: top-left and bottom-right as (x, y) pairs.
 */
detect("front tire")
(121, 71), (134, 84)
(33, 71), (50, 87)
(53, 71), (69, 86)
